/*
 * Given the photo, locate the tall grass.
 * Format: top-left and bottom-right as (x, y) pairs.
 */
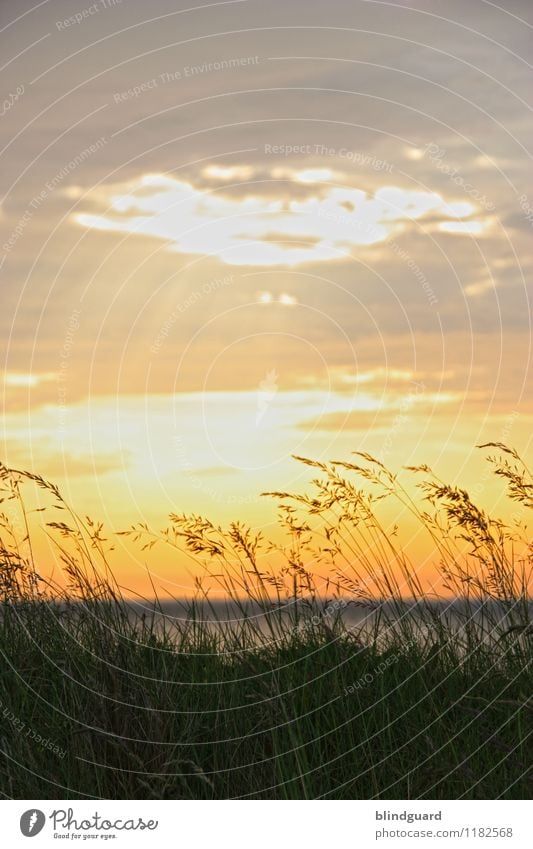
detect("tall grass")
(0, 445), (531, 799)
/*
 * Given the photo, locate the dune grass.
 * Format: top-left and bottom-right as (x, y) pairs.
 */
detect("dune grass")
(0, 445), (531, 799)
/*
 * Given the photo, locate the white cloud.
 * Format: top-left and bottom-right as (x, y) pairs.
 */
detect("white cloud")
(202, 164), (255, 181)
(464, 279), (496, 297)
(73, 171), (488, 267)
(279, 293), (297, 305)
(272, 166), (339, 183)
(256, 291), (298, 305)
(3, 372), (56, 388)
(438, 220), (489, 235)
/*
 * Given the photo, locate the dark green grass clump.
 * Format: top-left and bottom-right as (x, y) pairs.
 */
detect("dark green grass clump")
(0, 601), (530, 799)
(0, 444), (531, 799)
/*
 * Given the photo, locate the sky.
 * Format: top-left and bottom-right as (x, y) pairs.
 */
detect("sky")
(1, 0), (532, 596)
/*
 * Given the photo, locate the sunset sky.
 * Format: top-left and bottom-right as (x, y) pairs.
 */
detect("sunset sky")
(1, 0), (531, 595)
